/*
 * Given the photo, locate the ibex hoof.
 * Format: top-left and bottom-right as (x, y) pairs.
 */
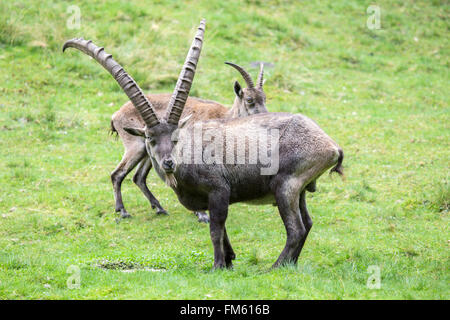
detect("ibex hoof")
(212, 262), (226, 270)
(117, 209), (131, 219)
(156, 208), (168, 215)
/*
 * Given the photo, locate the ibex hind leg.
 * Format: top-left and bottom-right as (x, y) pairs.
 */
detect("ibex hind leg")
(133, 156), (168, 215)
(282, 149), (339, 265)
(111, 146), (146, 218)
(292, 189), (313, 263)
(272, 177), (307, 268)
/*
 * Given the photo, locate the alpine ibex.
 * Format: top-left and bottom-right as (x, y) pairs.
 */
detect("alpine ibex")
(64, 20), (344, 269)
(107, 62), (267, 222)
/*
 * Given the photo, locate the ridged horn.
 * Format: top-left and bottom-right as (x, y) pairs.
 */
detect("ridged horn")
(225, 61), (255, 89)
(63, 38), (160, 128)
(166, 19), (206, 125)
(257, 62), (264, 88)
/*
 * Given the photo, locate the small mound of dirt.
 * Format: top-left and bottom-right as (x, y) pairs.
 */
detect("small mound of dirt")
(94, 259), (166, 272)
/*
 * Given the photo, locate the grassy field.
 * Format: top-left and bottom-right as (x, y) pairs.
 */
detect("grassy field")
(0, 0), (448, 299)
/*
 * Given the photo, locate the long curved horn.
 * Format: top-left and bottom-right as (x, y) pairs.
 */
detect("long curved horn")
(166, 19), (206, 125)
(224, 62), (254, 89)
(63, 38), (160, 128)
(257, 62), (264, 88)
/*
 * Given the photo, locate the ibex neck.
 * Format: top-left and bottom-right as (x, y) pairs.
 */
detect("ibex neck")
(225, 100), (242, 119)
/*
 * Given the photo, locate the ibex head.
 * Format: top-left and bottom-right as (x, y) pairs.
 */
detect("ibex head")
(125, 20), (206, 182)
(225, 62), (267, 116)
(63, 20), (206, 185)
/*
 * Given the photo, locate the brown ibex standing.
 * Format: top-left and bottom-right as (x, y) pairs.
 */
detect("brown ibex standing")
(65, 20), (344, 269)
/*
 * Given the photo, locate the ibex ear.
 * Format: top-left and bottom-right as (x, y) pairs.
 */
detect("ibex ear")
(124, 127), (145, 137)
(234, 81), (243, 98)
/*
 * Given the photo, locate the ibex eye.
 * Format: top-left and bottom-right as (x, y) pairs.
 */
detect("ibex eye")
(246, 99), (254, 104)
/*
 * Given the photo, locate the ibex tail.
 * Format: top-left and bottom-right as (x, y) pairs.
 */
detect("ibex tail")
(330, 148), (344, 177)
(110, 119), (118, 138)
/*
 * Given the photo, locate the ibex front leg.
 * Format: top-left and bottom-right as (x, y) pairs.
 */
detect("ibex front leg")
(133, 156), (168, 215)
(208, 190), (231, 269)
(223, 227), (236, 268)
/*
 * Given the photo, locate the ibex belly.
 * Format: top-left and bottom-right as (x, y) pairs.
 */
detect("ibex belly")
(243, 193), (276, 205)
(227, 165), (273, 204)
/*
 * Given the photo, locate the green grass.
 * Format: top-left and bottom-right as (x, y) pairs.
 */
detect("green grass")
(0, 0), (448, 299)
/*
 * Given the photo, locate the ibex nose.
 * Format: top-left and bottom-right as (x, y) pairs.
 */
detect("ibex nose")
(162, 158), (175, 172)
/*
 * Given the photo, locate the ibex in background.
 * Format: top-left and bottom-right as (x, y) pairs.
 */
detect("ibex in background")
(63, 34), (268, 222)
(108, 62), (267, 222)
(65, 20), (344, 269)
